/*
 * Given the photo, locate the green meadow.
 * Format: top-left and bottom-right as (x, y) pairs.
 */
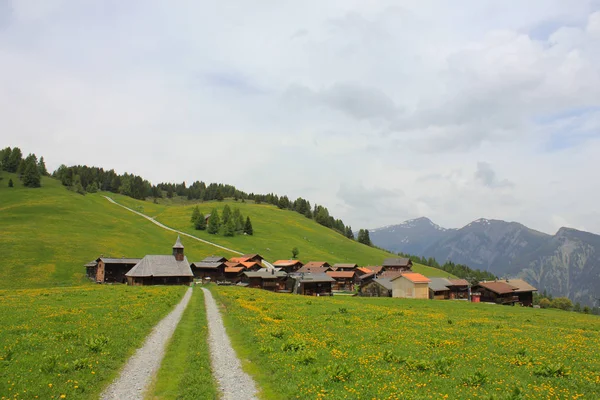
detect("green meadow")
(212, 285), (600, 400)
(0, 285), (186, 399)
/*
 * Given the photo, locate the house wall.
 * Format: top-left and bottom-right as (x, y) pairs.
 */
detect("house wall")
(194, 267), (225, 281)
(96, 260), (105, 282)
(127, 276), (192, 286)
(392, 278), (428, 299)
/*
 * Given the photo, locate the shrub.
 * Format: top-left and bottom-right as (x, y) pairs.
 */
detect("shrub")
(463, 371), (488, 387)
(539, 298), (551, 308)
(550, 297), (573, 311)
(281, 339), (306, 352)
(534, 363), (570, 378)
(327, 363), (353, 382)
(85, 334), (109, 353)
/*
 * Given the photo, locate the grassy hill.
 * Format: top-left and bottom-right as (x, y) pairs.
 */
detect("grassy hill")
(107, 193), (449, 276)
(0, 174), (449, 289)
(0, 173), (237, 289)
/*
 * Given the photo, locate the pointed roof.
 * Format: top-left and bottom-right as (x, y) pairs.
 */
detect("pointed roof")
(125, 255), (193, 277)
(173, 236), (184, 249)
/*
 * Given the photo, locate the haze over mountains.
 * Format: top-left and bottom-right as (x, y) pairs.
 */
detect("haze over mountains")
(370, 217), (600, 307)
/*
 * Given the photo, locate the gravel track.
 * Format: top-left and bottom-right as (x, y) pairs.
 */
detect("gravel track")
(100, 287), (193, 400)
(202, 288), (259, 400)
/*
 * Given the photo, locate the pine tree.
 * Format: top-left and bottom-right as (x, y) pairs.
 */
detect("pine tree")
(191, 205), (200, 224)
(222, 204), (232, 225)
(6, 147), (22, 173)
(195, 212), (207, 230)
(86, 182), (98, 193)
(38, 157), (48, 176)
(8, 178), (13, 187)
(22, 155), (41, 188)
(345, 226), (354, 239)
(224, 217), (236, 237)
(233, 208), (244, 231)
(244, 216), (253, 235)
(207, 209), (220, 234)
(292, 247), (299, 259)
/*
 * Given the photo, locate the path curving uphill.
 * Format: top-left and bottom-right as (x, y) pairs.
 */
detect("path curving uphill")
(202, 288), (259, 400)
(103, 196), (275, 269)
(100, 287), (193, 400)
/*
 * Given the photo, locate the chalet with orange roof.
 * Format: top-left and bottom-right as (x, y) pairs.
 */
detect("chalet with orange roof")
(273, 259), (304, 273)
(390, 272), (431, 299)
(230, 254), (264, 264)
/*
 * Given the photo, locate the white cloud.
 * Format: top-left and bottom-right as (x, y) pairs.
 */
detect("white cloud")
(1, 0), (600, 234)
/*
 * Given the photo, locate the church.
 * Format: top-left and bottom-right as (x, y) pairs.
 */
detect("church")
(85, 236), (194, 286)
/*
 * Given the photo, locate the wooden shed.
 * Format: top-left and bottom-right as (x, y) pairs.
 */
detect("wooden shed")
(391, 272), (431, 299)
(326, 271), (357, 291)
(382, 258), (413, 272)
(293, 273), (334, 296)
(472, 281), (519, 305)
(242, 269), (288, 291)
(273, 260), (304, 273)
(359, 278), (392, 297)
(190, 257), (227, 281)
(428, 277), (452, 300)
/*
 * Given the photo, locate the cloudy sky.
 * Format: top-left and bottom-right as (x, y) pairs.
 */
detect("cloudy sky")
(2, 1), (600, 235)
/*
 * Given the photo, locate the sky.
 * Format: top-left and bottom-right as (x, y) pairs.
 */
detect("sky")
(1, 1), (600, 235)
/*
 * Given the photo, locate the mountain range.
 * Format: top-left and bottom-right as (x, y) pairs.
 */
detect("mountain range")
(370, 217), (600, 307)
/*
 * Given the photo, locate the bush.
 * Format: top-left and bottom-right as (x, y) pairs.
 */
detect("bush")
(463, 371), (488, 387)
(539, 298), (551, 309)
(550, 297), (573, 311)
(534, 363), (569, 378)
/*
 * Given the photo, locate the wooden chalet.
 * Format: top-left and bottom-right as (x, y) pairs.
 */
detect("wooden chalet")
(382, 258), (413, 272)
(297, 262), (332, 274)
(292, 273), (334, 296)
(447, 279), (469, 299)
(326, 270), (357, 291)
(125, 237), (194, 286)
(242, 269), (288, 291)
(273, 260), (304, 273)
(473, 281), (519, 305)
(85, 258), (142, 284)
(428, 277), (452, 300)
(224, 262), (245, 283)
(331, 263), (358, 272)
(391, 272), (431, 299)
(359, 278), (392, 297)
(505, 279), (537, 306)
(190, 256), (227, 281)
(240, 261), (263, 272)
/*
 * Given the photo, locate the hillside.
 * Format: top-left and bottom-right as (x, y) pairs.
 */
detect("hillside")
(108, 193), (448, 277)
(0, 173), (237, 289)
(0, 175), (450, 289)
(371, 217), (600, 306)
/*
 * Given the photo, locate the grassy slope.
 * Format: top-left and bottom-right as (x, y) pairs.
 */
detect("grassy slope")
(148, 288), (218, 400)
(213, 286), (600, 400)
(0, 173), (238, 289)
(109, 194), (450, 277)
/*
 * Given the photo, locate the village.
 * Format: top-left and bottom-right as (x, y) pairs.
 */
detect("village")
(85, 236), (537, 306)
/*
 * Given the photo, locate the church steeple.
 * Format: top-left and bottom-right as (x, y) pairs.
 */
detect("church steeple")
(172, 236), (184, 261)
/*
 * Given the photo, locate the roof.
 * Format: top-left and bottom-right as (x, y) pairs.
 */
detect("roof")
(125, 255), (193, 277)
(476, 281), (516, 295)
(172, 236), (184, 249)
(379, 270), (403, 280)
(358, 272), (376, 281)
(391, 272), (431, 283)
(298, 273), (335, 283)
(372, 278), (393, 290)
(202, 256), (228, 263)
(98, 258), (143, 265)
(273, 260), (303, 267)
(224, 266), (245, 273)
(448, 279), (469, 286)
(241, 261), (261, 269)
(224, 261), (242, 268)
(332, 263), (358, 269)
(230, 257), (247, 263)
(383, 258), (412, 267)
(326, 271), (356, 279)
(506, 279), (537, 292)
(303, 261), (329, 269)
(428, 277), (452, 292)
(230, 254), (262, 263)
(357, 267), (372, 274)
(297, 266), (331, 274)
(243, 269), (287, 279)
(84, 261), (98, 268)
(191, 261), (225, 269)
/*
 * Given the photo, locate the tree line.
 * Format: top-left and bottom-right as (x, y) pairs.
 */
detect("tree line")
(0, 146), (48, 188)
(534, 290), (600, 315)
(52, 163), (356, 240)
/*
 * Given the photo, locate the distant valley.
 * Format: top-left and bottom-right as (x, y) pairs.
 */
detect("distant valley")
(370, 217), (600, 307)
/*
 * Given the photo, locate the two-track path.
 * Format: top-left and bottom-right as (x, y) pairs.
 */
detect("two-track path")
(101, 288), (193, 400)
(101, 196), (261, 399)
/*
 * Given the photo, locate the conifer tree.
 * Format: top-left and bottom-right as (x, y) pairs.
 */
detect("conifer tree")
(224, 217), (235, 237)
(207, 209), (220, 234)
(22, 155), (41, 188)
(222, 204), (232, 225)
(195, 212), (207, 230)
(38, 157), (48, 176)
(244, 216), (253, 235)
(8, 178), (13, 187)
(191, 205), (200, 224)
